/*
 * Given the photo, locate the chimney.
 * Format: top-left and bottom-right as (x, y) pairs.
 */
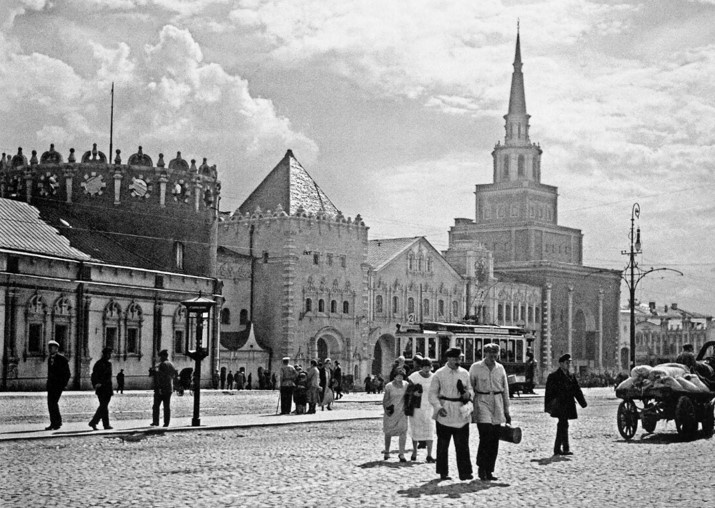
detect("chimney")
(649, 301), (656, 313)
(671, 303), (678, 310)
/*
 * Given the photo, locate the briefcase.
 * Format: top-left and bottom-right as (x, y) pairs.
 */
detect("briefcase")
(498, 424), (522, 444)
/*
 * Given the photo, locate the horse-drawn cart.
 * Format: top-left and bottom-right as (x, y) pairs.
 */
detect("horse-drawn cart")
(616, 341), (715, 440)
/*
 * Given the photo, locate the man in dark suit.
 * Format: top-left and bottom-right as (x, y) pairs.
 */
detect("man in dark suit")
(46, 340), (71, 430)
(544, 353), (587, 455)
(151, 349), (178, 427)
(89, 347), (114, 430)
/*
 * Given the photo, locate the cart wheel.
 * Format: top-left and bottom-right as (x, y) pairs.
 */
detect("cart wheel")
(617, 400), (638, 440)
(641, 409), (658, 434)
(703, 400), (715, 437)
(675, 396), (697, 439)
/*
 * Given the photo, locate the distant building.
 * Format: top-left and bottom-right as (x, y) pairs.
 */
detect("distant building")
(619, 301), (713, 368)
(0, 144), (221, 390)
(444, 30), (621, 375)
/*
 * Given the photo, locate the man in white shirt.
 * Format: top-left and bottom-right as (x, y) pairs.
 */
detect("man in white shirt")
(428, 347), (474, 481)
(469, 343), (511, 481)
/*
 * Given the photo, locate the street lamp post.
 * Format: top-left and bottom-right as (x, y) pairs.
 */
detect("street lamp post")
(621, 204), (682, 369)
(182, 294), (216, 427)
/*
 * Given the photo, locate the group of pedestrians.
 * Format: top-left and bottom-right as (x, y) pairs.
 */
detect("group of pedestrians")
(45, 343), (182, 431)
(219, 367), (248, 391)
(278, 357), (343, 415)
(382, 346), (587, 483)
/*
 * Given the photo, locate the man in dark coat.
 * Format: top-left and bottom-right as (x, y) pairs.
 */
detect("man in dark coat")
(89, 347), (114, 430)
(544, 354), (587, 455)
(116, 369), (125, 394)
(151, 349), (178, 427)
(46, 340), (71, 430)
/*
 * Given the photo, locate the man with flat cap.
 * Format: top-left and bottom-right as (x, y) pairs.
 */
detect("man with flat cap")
(151, 349), (178, 427)
(428, 347), (474, 481)
(279, 356), (297, 415)
(544, 353), (587, 455)
(46, 340), (71, 430)
(89, 347), (114, 430)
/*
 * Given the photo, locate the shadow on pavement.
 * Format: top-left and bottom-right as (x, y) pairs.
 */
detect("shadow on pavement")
(529, 455), (570, 466)
(397, 478), (509, 498)
(358, 460), (417, 469)
(616, 432), (712, 445)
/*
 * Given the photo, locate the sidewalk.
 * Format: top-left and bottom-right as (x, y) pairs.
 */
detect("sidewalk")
(0, 399), (385, 443)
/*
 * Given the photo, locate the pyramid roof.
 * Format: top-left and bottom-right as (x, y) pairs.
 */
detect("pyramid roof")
(236, 150), (340, 218)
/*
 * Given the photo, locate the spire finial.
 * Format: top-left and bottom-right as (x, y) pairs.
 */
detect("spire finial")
(517, 18), (520, 34)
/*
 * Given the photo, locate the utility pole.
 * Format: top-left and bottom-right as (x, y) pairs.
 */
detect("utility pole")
(621, 203), (682, 369)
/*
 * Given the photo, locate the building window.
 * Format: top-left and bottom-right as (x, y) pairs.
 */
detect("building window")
(221, 308), (231, 325)
(427, 257), (433, 272)
(418, 255), (423, 272)
(408, 254), (414, 271)
(423, 299), (430, 316)
(52, 296), (73, 356)
(54, 324), (68, 353)
(376, 295), (383, 314)
(340, 256), (346, 268)
(327, 254), (333, 266)
(497, 303), (504, 322)
(408, 297), (415, 315)
(313, 253), (320, 265)
(319, 299), (325, 313)
(503, 157), (509, 178)
(239, 309), (248, 325)
(306, 298), (313, 313)
(105, 327), (118, 352)
(533, 158), (539, 178)
(506, 303), (512, 322)
(438, 300), (445, 318)
(125, 302), (143, 357)
(174, 329), (184, 354)
(452, 301), (459, 318)
(535, 306), (540, 322)
(528, 306), (534, 323)
(331, 300), (337, 313)
(173, 306), (187, 355)
(343, 301), (350, 314)
(392, 296), (399, 314)
(103, 300), (122, 353)
(28, 323), (43, 353)
(518, 155), (525, 176)
(174, 241), (184, 270)
(126, 328), (139, 354)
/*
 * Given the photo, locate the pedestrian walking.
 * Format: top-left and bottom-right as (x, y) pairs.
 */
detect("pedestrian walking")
(333, 361), (343, 399)
(390, 356), (410, 381)
(428, 347), (473, 481)
(88, 347), (114, 430)
(151, 349), (178, 427)
(544, 353), (587, 456)
(236, 368), (246, 390)
(226, 370), (234, 390)
(220, 367), (227, 390)
(382, 369), (408, 461)
(116, 369), (125, 394)
(45, 340), (71, 430)
(247, 373), (252, 390)
(320, 358), (334, 411)
(469, 343), (511, 481)
(407, 357), (435, 462)
(306, 360), (321, 414)
(279, 357), (297, 415)
(294, 369), (308, 414)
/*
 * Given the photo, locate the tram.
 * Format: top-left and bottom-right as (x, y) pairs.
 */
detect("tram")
(395, 321), (535, 395)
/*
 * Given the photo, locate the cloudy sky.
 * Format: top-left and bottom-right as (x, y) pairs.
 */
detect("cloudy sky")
(1, 0), (714, 314)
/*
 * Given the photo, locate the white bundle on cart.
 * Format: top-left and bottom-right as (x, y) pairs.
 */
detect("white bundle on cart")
(617, 363), (709, 393)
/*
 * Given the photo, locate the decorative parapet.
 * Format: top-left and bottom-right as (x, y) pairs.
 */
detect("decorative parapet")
(0, 143), (220, 213)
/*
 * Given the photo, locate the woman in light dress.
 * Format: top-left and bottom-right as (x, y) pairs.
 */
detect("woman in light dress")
(382, 369), (408, 461)
(407, 357), (435, 462)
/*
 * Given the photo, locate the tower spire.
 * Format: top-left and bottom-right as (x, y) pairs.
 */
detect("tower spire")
(508, 25), (526, 116)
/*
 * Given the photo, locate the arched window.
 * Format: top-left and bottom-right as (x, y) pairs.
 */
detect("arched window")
(503, 157), (510, 179)
(407, 297), (415, 315)
(103, 300), (122, 353)
(173, 306), (186, 354)
(125, 302), (143, 356)
(452, 301), (458, 319)
(343, 301), (350, 314)
(505, 303), (512, 322)
(239, 309), (248, 325)
(518, 155), (525, 176)
(392, 296), (399, 314)
(423, 299), (430, 316)
(376, 295), (383, 314)
(427, 257), (433, 272)
(418, 255), (423, 271)
(318, 299), (325, 313)
(26, 294), (47, 355)
(331, 300), (337, 313)
(532, 157), (539, 179)
(52, 296), (73, 356)
(174, 241), (184, 270)
(305, 298), (313, 313)
(438, 300), (445, 318)
(220, 308), (231, 325)
(408, 253), (414, 271)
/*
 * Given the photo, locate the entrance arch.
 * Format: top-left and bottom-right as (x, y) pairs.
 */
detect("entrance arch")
(373, 334), (395, 376)
(310, 327), (344, 362)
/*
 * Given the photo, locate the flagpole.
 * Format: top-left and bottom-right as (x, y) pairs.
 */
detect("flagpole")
(109, 82), (114, 162)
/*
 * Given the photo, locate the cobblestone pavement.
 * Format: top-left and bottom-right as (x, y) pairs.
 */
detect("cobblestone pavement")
(2, 388), (714, 507)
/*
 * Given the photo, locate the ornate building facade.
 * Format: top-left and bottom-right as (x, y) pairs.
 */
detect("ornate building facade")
(0, 144), (222, 390)
(445, 32), (621, 375)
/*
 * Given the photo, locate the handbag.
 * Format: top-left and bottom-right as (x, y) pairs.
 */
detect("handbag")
(498, 424), (522, 444)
